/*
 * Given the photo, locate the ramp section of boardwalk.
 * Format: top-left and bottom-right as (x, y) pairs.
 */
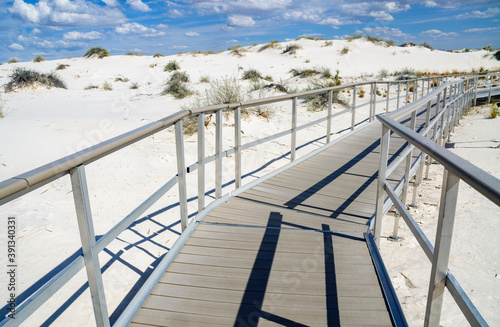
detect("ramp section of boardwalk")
(130, 121), (414, 326)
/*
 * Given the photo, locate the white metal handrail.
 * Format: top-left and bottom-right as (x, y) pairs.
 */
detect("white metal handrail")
(374, 77), (499, 326)
(0, 71), (498, 326)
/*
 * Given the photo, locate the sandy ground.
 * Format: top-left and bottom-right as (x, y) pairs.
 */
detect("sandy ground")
(379, 104), (500, 326)
(0, 39), (498, 326)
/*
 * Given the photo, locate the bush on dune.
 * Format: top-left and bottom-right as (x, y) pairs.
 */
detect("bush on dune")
(162, 71), (192, 99)
(164, 60), (180, 72)
(4, 68), (66, 92)
(34, 55), (46, 63)
(84, 47), (110, 59)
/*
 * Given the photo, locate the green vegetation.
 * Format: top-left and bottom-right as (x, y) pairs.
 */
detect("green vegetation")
(420, 42), (434, 51)
(84, 84), (99, 90)
(164, 60), (180, 72)
(303, 76), (344, 111)
(4, 68), (66, 92)
(341, 47), (349, 55)
(283, 44), (302, 55)
(130, 82), (139, 89)
(199, 74), (210, 83)
(258, 40), (280, 52)
(290, 68), (320, 78)
(84, 47), (110, 59)
(125, 51), (143, 56)
(346, 34), (362, 42)
(33, 55), (46, 63)
(323, 41), (333, 47)
(242, 69), (263, 81)
(491, 104), (500, 118)
(162, 71), (192, 99)
(56, 64), (69, 70)
(8, 58), (18, 64)
(102, 81), (113, 91)
(114, 76), (130, 82)
(153, 53), (164, 58)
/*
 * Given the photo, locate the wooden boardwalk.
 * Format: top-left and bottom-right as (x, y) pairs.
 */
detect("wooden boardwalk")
(130, 113), (426, 326)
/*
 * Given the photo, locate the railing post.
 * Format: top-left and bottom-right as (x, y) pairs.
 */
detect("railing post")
(175, 120), (188, 231)
(473, 75), (478, 106)
(374, 124), (390, 247)
(386, 82), (390, 113)
(215, 109), (223, 198)
(70, 166), (110, 327)
(424, 169), (460, 327)
(373, 82), (377, 118)
(234, 106), (242, 188)
(488, 74), (492, 103)
(327, 90), (333, 143)
(197, 114), (205, 213)
(391, 110), (416, 240)
(397, 82), (401, 109)
(291, 97), (297, 161)
(406, 80), (409, 104)
(351, 86), (356, 130)
(413, 79), (418, 101)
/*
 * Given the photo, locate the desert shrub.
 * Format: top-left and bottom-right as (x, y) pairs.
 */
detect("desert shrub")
(242, 69), (263, 81)
(365, 35), (383, 44)
(34, 55), (46, 63)
(483, 44), (493, 51)
(0, 94), (4, 118)
(164, 60), (180, 72)
(102, 81), (112, 91)
(115, 76), (130, 82)
(263, 83), (288, 93)
(153, 53), (164, 58)
(378, 69), (389, 78)
(162, 71), (192, 99)
(283, 44), (301, 55)
(258, 40), (279, 52)
(385, 40), (395, 47)
(323, 41), (333, 47)
(346, 34), (362, 42)
(290, 68), (320, 78)
(494, 50), (500, 61)
(84, 47), (110, 59)
(376, 88), (382, 96)
(4, 68), (66, 92)
(490, 104), (500, 118)
(303, 77), (344, 111)
(204, 76), (245, 104)
(230, 46), (248, 57)
(8, 58), (18, 64)
(395, 67), (415, 80)
(421, 42), (434, 51)
(199, 75), (210, 83)
(56, 64), (69, 70)
(340, 47), (349, 55)
(84, 84), (99, 90)
(130, 82), (139, 89)
(320, 67), (332, 79)
(125, 51), (143, 56)
(250, 80), (266, 91)
(358, 87), (365, 98)
(264, 75), (273, 82)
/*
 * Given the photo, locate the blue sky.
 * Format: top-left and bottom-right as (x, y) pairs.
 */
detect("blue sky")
(1, 0), (499, 62)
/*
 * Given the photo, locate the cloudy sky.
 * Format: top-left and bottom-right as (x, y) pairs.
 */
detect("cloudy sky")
(1, 0), (499, 61)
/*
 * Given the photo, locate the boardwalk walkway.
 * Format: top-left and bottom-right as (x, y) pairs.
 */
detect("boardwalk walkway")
(130, 109), (429, 326)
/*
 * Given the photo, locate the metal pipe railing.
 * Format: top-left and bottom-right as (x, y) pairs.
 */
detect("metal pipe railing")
(374, 77), (499, 327)
(0, 70), (498, 327)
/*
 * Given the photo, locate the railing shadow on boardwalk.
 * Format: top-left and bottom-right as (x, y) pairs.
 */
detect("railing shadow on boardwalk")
(2, 119), (372, 325)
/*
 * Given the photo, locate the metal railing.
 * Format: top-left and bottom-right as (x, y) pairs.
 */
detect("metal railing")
(373, 76), (500, 326)
(0, 71), (498, 327)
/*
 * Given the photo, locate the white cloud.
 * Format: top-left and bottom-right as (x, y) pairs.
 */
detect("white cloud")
(9, 43), (24, 50)
(8, 0), (126, 27)
(102, 0), (119, 7)
(341, 2), (410, 22)
(63, 31), (103, 40)
(156, 24), (168, 29)
(455, 7), (500, 19)
(115, 22), (165, 37)
(420, 29), (459, 38)
(227, 15), (255, 27)
(126, 0), (151, 12)
(169, 9), (188, 18)
(282, 9), (322, 22)
(424, 1), (438, 7)
(319, 18), (361, 27)
(226, 39), (239, 43)
(32, 28), (41, 34)
(185, 31), (199, 37)
(361, 26), (414, 39)
(464, 26), (500, 32)
(172, 45), (188, 49)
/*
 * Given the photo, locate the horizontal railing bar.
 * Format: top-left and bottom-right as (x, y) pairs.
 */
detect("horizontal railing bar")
(384, 181), (434, 259)
(187, 107), (354, 173)
(94, 176), (178, 253)
(378, 116), (500, 206)
(446, 272), (488, 327)
(0, 111), (189, 205)
(0, 256), (85, 327)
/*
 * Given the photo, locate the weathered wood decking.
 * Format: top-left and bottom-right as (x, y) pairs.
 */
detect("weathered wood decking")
(130, 116), (422, 326)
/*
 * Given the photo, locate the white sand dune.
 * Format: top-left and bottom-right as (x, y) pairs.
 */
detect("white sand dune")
(0, 39), (498, 326)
